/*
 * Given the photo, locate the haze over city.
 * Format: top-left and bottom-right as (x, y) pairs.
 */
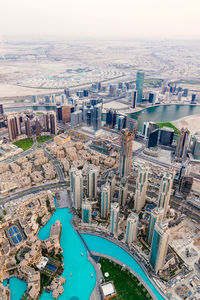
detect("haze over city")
(0, 1), (200, 300)
(0, 0), (200, 39)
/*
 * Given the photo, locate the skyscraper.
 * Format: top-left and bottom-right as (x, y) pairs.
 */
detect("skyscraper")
(175, 128), (190, 159)
(125, 212), (139, 246)
(110, 202), (119, 236)
(7, 116), (18, 141)
(134, 163), (149, 212)
(25, 118), (32, 138)
(64, 88), (70, 98)
(62, 105), (72, 124)
(71, 170), (83, 210)
(149, 222), (169, 273)
(118, 116), (126, 131)
(147, 208), (164, 245)
(87, 166), (99, 199)
(106, 110), (113, 126)
(56, 106), (63, 122)
(192, 135), (200, 160)
(136, 71), (144, 103)
(49, 112), (57, 135)
(82, 201), (92, 224)
(127, 118), (137, 133)
(131, 90), (137, 108)
(93, 103), (102, 132)
(70, 166), (77, 193)
(179, 175), (193, 195)
(14, 115), (21, 136)
(147, 128), (159, 148)
(159, 127), (174, 146)
(0, 104), (4, 114)
(45, 95), (51, 104)
(145, 122), (159, 148)
(107, 171), (116, 200)
(119, 129), (134, 177)
(158, 172), (173, 218)
(43, 113), (50, 132)
(149, 93), (156, 104)
(101, 183), (111, 218)
(51, 95), (55, 104)
(32, 95), (37, 103)
(118, 178), (128, 207)
(35, 118), (41, 136)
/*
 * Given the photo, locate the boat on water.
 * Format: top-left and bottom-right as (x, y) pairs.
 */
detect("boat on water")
(81, 253), (84, 256)
(91, 274), (93, 278)
(70, 273), (72, 276)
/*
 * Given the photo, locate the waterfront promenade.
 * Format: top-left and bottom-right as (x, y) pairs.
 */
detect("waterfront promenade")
(80, 230), (168, 300)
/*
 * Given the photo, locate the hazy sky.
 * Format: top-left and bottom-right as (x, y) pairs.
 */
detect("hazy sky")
(1, 0), (200, 39)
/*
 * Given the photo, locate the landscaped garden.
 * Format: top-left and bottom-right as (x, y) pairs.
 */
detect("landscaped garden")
(99, 257), (152, 300)
(13, 138), (34, 150)
(37, 136), (53, 143)
(156, 122), (180, 135)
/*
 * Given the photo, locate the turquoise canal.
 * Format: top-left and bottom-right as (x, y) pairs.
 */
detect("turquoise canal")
(6, 203), (165, 299)
(83, 234), (165, 300)
(129, 104), (200, 131)
(38, 206), (96, 300)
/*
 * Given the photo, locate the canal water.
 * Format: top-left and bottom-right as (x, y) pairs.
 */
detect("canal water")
(5, 103), (200, 133)
(128, 104), (200, 131)
(4, 203), (165, 300)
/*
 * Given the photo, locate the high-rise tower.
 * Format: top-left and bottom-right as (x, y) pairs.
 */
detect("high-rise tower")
(101, 183), (111, 218)
(158, 172), (173, 218)
(82, 201), (92, 224)
(118, 178), (128, 207)
(119, 129), (134, 177)
(49, 112), (57, 135)
(110, 202), (119, 236)
(131, 90), (137, 108)
(25, 118), (32, 138)
(147, 208), (164, 245)
(71, 170), (83, 210)
(43, 113), (50, 132)
(35, 118), (41, 136)
(87, 166), (99, 199)
(107, 171), (116, 200)
(175, 128), (190, 159)
(125, 212), (139, 246)
(93, 103), (102, 132)
(149, 222), (169, 273)
(7, 116), (17, 141)
(134, 163), (149, 212)
(136, 71), (144, 103)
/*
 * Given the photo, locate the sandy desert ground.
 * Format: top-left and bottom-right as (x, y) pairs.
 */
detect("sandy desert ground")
(172, 114), (200, 134)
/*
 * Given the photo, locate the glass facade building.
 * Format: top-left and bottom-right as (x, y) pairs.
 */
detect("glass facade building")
(136, 71), (144, 103)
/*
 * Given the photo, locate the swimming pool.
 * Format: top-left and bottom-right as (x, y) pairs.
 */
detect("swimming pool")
(46, 263), (57, 272)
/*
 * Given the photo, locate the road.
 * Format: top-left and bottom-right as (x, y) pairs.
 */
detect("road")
(0, 181), (69, 205)
(43, 147), (65, 182)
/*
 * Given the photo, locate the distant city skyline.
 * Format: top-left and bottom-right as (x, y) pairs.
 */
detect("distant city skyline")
(0, 0), (200, 40)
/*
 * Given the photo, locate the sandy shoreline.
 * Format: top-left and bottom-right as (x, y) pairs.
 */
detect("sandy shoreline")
(172, 114), (200, 134)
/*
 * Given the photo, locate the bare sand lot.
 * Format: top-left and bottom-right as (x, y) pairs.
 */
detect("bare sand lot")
(172, 114), (200, 134)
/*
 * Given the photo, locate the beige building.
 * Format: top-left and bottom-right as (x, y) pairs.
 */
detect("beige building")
(134, 163), (149, 212)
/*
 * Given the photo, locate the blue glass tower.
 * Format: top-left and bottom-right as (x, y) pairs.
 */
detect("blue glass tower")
(136, 71), (144, 103)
